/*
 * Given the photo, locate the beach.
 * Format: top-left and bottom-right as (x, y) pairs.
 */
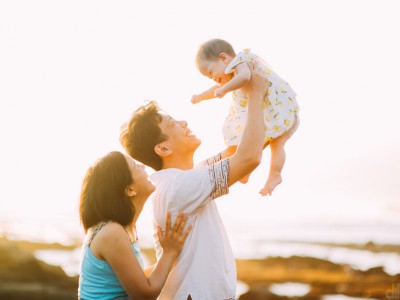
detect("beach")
(1, 0), (400, 298)
(1, 214), (400, 299)
(1, 235), (399, 299)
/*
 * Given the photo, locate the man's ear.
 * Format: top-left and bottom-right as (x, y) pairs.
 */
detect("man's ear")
(125, 186), (137, 197)
(154, 143), (172, 157)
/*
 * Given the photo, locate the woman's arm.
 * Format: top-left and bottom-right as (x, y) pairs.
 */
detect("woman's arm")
(98, 213), (191, 300)
(215, 63), (251, 97)
(191, 84), (220, 104)
(144, 264), (155, 277)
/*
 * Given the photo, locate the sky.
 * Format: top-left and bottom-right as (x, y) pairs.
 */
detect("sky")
(0, 0), (399, 238)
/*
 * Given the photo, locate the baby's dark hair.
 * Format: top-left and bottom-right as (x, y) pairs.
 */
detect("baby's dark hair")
(196, 39), (236, 68)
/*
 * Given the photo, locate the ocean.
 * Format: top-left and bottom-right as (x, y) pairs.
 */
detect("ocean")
(1, 209), (399, 278)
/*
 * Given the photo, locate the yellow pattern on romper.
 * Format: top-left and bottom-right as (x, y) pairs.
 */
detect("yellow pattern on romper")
(222, 49), (300, 146)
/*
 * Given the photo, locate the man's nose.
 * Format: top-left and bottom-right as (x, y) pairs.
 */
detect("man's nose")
(178, 120), (188, 127)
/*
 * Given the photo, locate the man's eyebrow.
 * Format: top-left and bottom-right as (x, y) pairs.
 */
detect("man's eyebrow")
(165, 116), (174, 126)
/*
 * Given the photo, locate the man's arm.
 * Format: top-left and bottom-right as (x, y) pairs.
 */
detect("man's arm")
(216, 63), (251, 97)
(227, 62), (267, 186)
(191, 84), (220, 104)
(195, 152), (223, 169)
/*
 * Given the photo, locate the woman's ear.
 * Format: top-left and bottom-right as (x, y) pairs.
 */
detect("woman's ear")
(154, 144), (172, 157)
(125, 186), (137, 197)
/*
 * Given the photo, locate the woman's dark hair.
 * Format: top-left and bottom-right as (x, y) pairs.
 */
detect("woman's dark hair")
(79, 151), (135, 232)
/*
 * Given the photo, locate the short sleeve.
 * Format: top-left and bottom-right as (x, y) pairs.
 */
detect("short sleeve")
(169, 158), (230, 214)
(208, 158), (230, 200)
(194, 153), (222, 169)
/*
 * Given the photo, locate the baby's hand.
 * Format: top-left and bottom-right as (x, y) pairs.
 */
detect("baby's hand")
(191, 95), (202, 104)
(214, 88), (225, 98)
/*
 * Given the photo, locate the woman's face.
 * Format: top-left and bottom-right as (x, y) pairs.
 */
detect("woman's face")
(124, 155), (155, 199)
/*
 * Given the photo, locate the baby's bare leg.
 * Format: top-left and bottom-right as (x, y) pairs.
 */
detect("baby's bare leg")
(259, 137), (285, 196)
(260, 116), (298, 196)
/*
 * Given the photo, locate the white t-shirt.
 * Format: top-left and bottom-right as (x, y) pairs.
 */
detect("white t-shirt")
(149, 157), (236, 300)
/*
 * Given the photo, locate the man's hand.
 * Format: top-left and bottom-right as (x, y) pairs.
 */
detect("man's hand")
(241, 61), (269, 100)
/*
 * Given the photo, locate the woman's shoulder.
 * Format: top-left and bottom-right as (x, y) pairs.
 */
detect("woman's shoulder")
(100, 221), (128, 236)
(91, 221), (129, 244)
(87, 221), (131, 260)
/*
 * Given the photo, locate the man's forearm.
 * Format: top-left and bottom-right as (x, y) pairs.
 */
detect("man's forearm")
(235, 91), (264, 162)
(226, 62), (267, 186)
(227, 89), (264, 186)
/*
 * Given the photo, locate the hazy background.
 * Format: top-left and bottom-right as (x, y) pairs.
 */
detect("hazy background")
(1, 0), (399, 252)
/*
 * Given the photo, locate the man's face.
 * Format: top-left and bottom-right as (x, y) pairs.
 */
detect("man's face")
(158, 114), (201, 155)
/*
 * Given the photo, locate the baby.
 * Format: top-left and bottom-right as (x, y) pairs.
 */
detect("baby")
(192, 39), (300, 196)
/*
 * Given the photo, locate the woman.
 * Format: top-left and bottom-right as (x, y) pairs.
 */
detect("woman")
(78, 151), (191, 300)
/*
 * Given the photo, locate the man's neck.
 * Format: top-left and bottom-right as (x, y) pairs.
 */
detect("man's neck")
(162, 153), (194, 170)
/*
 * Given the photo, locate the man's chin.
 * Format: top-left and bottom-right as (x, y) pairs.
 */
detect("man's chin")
(191, 138), (201, 152)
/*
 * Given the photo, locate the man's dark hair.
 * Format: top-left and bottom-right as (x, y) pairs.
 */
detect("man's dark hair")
(120, 101), (167, 171)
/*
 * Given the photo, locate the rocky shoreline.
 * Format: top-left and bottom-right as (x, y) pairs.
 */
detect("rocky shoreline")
(237, 255), (400, 299)
(1, 236), (399, 299)
(0, 237), (78, 299)
(143, 244), (400, 299)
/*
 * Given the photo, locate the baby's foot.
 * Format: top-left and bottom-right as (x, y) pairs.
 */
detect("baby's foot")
(259, 174), (282, 196)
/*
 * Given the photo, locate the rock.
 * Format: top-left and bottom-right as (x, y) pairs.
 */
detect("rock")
(0, 238), (78, 300)
(237, 256), (400, 300)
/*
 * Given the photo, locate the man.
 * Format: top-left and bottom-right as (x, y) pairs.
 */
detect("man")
(120, 62), (267, 300)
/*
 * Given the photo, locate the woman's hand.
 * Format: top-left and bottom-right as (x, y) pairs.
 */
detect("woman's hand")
(158, 212), (192, 258)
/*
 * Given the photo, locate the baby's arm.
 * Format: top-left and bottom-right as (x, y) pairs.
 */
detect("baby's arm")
(215, 63), (252, 97)
(191, 84), (220, 104)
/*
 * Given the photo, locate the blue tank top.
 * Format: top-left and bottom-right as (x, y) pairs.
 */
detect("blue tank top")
(78, 222), (144, 300)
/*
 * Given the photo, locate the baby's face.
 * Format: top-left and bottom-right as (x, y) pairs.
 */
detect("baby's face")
(200, 58), (233, 85)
